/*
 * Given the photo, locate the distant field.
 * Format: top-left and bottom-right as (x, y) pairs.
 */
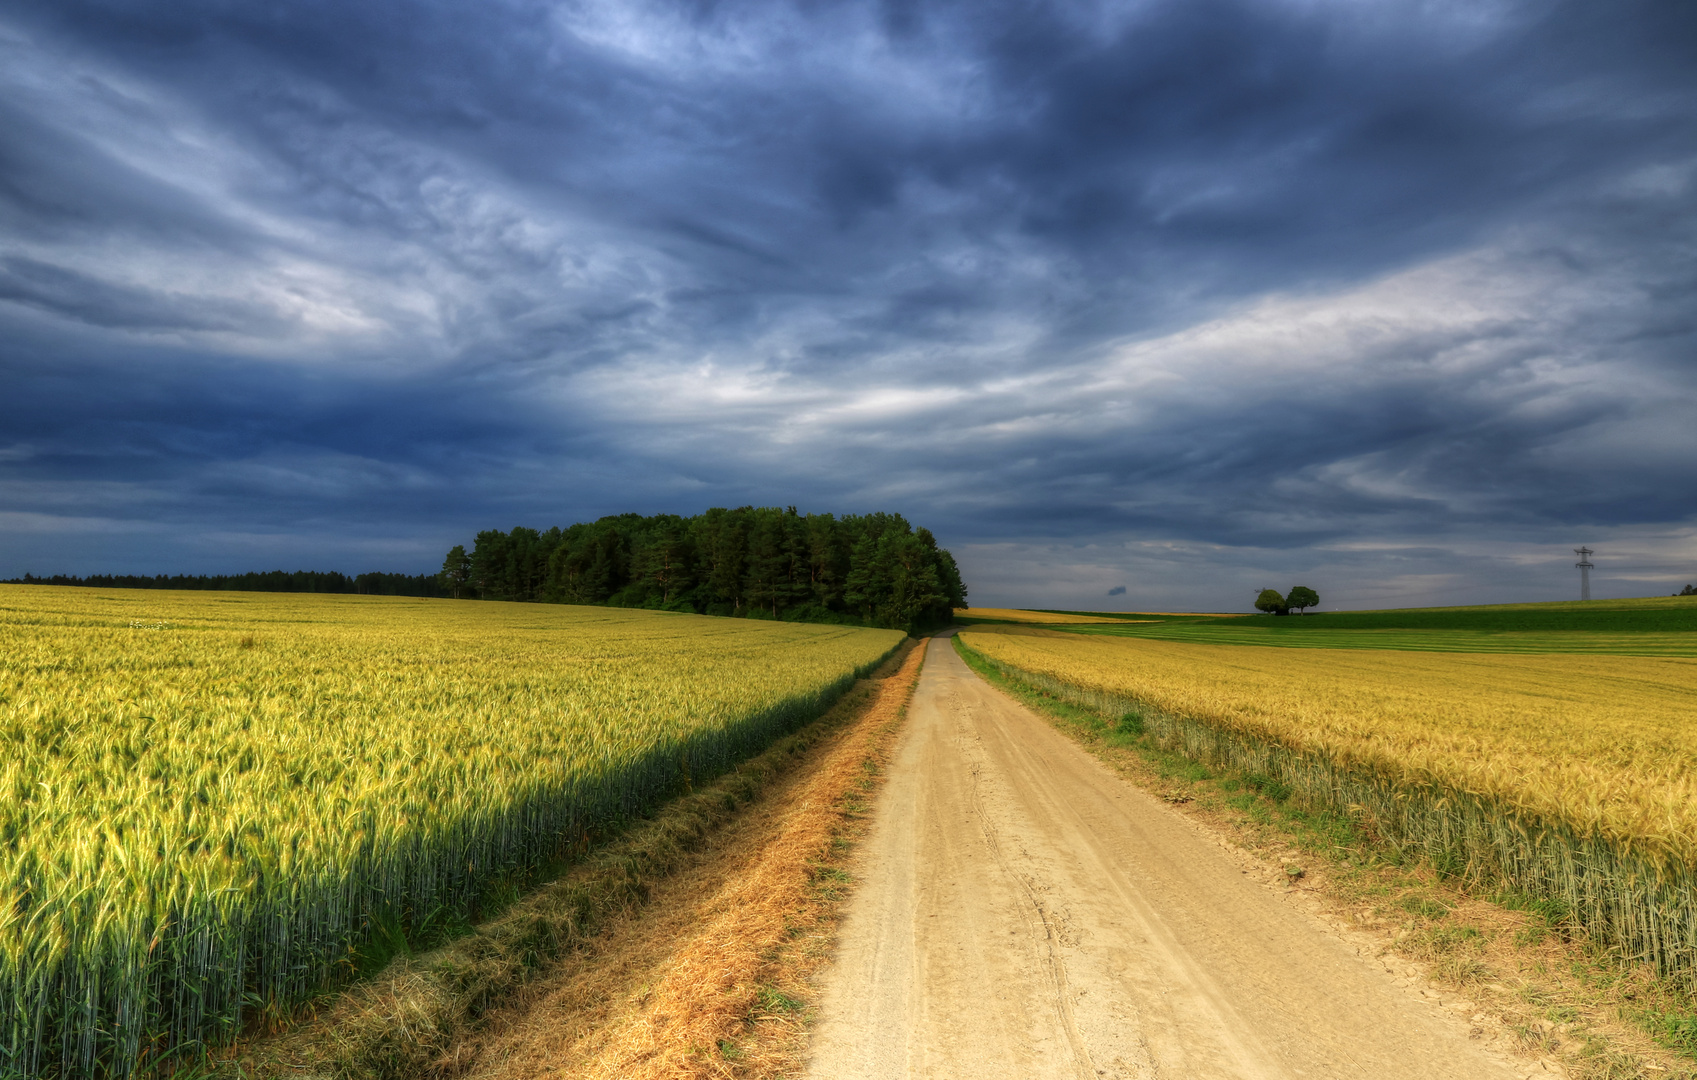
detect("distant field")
(0, 586), (903, 1079)
(956, 596), (1697, 981)
(955, 607), (1125, 624)
(985, 596), (1697, 655)
(1027, 609), (1245, 622)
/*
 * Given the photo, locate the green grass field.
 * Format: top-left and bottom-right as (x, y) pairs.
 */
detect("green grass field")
(1012, 596), (1697, 655)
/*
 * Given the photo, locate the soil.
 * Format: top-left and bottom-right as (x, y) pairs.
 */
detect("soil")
(805, 632), (1556, 1080)
(438, 640), (929, 1080)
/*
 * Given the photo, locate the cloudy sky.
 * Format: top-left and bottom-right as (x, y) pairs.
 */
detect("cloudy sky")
(1, 0), (1693, 611)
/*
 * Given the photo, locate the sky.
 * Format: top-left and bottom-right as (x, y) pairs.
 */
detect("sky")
(1, 0), (1694, 611)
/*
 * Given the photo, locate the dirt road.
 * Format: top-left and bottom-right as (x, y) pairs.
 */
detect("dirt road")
(806, 635), (1545, 1080)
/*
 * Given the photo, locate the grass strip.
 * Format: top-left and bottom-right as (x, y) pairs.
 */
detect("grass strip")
(1030, 595), (1697, 654)
(1063, 622), (1697, 655)
(1043, 595), (1697, 633)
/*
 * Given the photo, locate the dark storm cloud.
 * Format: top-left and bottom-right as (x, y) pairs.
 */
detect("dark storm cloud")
(0, 0), (1693, 604)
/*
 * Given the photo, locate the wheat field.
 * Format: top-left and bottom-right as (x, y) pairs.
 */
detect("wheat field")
(0, 585), (903, 1079)
(957, 628), (1697, 981)
(957, 629), (1697, 862)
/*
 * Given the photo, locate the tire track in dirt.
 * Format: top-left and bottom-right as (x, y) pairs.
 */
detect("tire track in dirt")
(805, 633), (1552, 1080)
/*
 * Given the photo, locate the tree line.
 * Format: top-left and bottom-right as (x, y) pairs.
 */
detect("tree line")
(441, 506), (967, 634)
(2, 570), (447, 596)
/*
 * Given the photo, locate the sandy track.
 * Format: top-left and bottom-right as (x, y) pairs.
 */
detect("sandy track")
(806, 635), (1544, 1080)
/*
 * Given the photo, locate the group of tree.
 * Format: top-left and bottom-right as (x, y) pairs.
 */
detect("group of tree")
(1678, 584), (1696, 596)
(441, 506), (967, 634)
(1254, 585), (1320, 615)
(3, 570), (447, 596)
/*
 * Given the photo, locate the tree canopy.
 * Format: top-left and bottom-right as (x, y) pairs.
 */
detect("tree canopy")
(1286, 585), (1320, 614)
(1254, 586), (1320, 615)
(446, 506), (967, 634)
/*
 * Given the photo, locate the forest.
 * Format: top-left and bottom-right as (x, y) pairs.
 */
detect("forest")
(443, 506), (966, 634)
(2, 570), (446, 596)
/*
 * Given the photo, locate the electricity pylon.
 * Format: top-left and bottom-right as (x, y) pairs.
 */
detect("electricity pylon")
(1574, 546), (1594, 601)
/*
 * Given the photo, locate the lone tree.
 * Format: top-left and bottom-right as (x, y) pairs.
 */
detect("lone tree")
(1286, 585), (1319, 614)
(1254, 588), (1288, 615)
(439, 544), (472, 599)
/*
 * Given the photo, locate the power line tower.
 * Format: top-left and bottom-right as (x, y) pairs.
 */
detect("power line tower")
(1574, 546), (1595, 601)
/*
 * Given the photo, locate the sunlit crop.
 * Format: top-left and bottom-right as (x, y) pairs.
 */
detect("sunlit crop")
(0, 586), (902, 1078)
(958, 629), (1697, 858)
(958, 628), (1697, 983)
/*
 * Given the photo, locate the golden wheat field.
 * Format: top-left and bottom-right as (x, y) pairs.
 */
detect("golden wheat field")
(957, 629), (1697, 863)
(0, 585), (903, 1079)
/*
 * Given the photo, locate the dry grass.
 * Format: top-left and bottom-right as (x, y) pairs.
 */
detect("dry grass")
(547, 639), (925, 1079)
